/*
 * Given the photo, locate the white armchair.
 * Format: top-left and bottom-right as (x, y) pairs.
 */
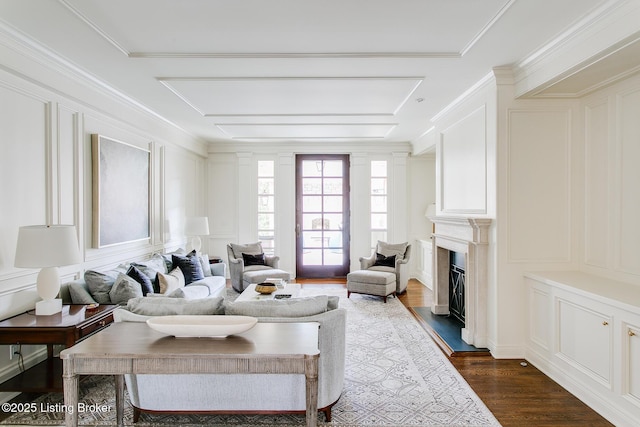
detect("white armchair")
(226, 242), (290, 292)
(359, 241), (412, 294)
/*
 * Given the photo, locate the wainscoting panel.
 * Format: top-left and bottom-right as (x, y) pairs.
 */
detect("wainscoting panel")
(617, 88), (640, 276)
(507, 109), (571, 262)
(584, 99), (610, 269)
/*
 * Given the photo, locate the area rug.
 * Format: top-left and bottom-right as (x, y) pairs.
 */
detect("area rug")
(1, 288), (501, 427)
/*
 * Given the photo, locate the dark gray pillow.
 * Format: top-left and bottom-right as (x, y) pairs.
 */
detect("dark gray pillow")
(127, 296), (225, 316)
(127, 265), (154, 296)
(109, 274), (143, 305)
(225, 295), (331, 318)
(172, 251), (205, 285)
(68, 281), (97, 304)
(85, 269), (123, 304)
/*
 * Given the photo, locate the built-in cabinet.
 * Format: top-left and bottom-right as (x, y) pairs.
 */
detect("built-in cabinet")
(415, 239), (433, 289)
(524, 271), (640, 427)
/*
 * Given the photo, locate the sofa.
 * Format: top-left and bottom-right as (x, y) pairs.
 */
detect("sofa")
(60, 249), (227, 305)
(112, 294), (346, 422)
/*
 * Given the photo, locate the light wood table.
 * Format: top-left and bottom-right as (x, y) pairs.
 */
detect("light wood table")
(60, 321), (320, 427)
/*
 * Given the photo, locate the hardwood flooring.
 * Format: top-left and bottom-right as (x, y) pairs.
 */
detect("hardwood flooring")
(300, 278), (614, 427)
(1, 278), (615, 426)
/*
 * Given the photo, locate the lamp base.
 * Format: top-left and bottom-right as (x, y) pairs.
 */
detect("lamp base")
(35, 298), (62, 315)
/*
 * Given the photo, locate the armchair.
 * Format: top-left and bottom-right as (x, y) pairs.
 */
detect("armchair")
(226, 242), (291, 292)
(349, 241), (411, 299)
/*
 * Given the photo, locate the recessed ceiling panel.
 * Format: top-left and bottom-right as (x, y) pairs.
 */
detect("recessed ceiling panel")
(160, 78), (422, 116)
(217, 123), (397, 139)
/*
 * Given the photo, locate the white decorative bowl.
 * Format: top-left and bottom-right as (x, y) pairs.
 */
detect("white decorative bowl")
(146, 315), (258, 338)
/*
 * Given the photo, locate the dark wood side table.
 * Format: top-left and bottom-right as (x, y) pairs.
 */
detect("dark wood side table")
(0, 304), (117, 393)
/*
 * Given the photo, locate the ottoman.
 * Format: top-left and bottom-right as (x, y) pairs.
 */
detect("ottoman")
(346, 270), (397, 303)
(242, 268), (291, 291)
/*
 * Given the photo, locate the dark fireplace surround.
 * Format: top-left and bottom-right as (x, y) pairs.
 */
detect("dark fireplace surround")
(429, 216), (491, 348)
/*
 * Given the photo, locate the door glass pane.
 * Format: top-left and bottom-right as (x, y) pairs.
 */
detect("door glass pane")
(323, 160), (343, 177)
(371, 213), (387, 229)
(258, 178), (274, 194)
(302, 161), (322, 177)
(303, 249), (323, 265)
(258, 196), (273, 212)
(302, 231), (323, 248)
(371, 195), (386, 212)
(371, 178), (386, 194)
(258, 213), (274, 230)
(325, 231), (342, 248)
(303, 196), (322, 211)
(324, 213), (343, 230)
(323, 178), (342, 194)
(323, 249), (343, 265)
(303, 178), (322, 194)
(323, 196), (342, 212)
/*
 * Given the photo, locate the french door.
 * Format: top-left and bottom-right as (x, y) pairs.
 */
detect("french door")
(295, 155), (350, 278)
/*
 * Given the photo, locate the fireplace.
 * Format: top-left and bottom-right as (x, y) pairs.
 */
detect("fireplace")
(448, 251), (466, 324)
(430, 217), (491, 348)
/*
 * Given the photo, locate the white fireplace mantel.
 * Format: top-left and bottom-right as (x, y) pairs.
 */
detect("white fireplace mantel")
(429, 216), (492, 348)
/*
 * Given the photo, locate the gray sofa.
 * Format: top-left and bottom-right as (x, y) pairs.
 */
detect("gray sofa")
(60, 250), (227, 305)
(113, 295), (346, 422)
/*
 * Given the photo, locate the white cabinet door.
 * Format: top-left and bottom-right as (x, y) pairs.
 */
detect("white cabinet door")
(627, 323), (640, 403)
(558, 299), (612, 385)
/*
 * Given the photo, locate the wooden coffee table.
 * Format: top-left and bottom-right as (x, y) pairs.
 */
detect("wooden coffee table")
(60, 321), (320, 427)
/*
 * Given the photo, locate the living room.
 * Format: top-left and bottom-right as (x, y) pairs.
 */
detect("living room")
(0, 1), (639, 426)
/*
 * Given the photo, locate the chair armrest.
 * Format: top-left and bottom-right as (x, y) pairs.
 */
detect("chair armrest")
(359, 252), (376, 270)
(265, 255), (279, 268)
(209, 262), (226, 277)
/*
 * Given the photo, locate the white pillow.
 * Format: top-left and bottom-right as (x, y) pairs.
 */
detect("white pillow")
(158, 266), (185, 294)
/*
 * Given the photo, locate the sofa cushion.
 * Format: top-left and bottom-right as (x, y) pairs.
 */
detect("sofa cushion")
(85, 268), (125, 304)
(198, 253), (212, 277)
(225, 295), (333, 318)
(161, 248), (187, 271)
(158, 267), (185, 294)
(172, 251), (205, 285)
(127, 296), (225, 316)
(110, 274), (144, 305)
(127, 265), (154, 296)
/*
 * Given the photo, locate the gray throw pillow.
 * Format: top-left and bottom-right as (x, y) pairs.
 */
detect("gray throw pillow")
(230, 242), (263, 260)
(377, 241), (408, 260)
(85, 268), (124, 304)
(109, 274), (143, 305)
(225, 295), (330, 318)
(68, 281), (98, 304)
(127, 296), (225, 316)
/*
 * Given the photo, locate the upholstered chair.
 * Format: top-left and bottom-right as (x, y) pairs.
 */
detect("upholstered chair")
(358, 241), (412, 294)
(226, 242), (290, 293)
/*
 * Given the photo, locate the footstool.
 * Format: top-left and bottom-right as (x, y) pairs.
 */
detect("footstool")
(346, 270), (397, 303)
(242, 268), (291, 291)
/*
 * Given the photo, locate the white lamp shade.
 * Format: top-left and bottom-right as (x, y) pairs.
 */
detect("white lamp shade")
(15, 225), (82, 268)
(184, 217), (210, 236)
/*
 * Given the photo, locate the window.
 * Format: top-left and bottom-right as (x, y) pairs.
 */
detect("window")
(371, 160), (387, 249)
(257, 160), (275, 255)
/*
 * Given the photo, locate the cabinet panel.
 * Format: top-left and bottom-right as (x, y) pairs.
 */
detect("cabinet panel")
(558, 299), (612, 385)
(627, 323), (640, 403)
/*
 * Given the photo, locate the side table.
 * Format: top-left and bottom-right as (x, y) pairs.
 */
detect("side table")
(0, 304), (117, 393)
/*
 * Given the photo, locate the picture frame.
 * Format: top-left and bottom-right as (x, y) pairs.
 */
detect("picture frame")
(91, 134), (150, 248)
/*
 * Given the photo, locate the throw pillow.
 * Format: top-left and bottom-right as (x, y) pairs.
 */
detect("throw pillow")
(84, 269), (123, 304)
(172, 251), (205, 285)
(225, 295), (330, 318)
(161, 248), (187, 271)
(199, 253), (212, 277)
(68, 281), (98, 304)
(157, 267), (185, 294)
(377, 241), (408, 260)
(373, 252), (396, 268)
(126, 265), (154, 296)
(109, 274), (143, 305)
(242, 252), (265, 266)
(126, 296), (225, 316)
(230, 242), (263, 259)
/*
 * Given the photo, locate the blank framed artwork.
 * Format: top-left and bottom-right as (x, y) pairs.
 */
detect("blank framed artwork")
(91, 134), (150, 248)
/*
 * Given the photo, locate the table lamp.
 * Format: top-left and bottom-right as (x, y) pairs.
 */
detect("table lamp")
(184, 217), (209, 252)
(14, 225), (82, 315)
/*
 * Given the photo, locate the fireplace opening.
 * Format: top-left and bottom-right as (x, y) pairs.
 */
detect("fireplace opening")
(448, 251), (466, 324)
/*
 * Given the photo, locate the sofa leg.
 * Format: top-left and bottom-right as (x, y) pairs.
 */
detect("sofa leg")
(133, 407), (141, 423)
(347, 291), (351, 298)
(323, 407), (332, 422)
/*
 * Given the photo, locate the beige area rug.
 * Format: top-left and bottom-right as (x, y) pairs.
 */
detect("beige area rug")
(1, 288), (501, 427)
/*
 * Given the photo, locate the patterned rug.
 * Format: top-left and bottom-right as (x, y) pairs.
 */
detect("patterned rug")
(1, 288), (501, 427)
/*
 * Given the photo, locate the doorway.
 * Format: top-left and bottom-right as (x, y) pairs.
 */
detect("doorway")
(295, 155), (350, 278)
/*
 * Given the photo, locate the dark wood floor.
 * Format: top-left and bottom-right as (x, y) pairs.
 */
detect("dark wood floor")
(304, 278), (614, 427)
(1, 279), (615, 426)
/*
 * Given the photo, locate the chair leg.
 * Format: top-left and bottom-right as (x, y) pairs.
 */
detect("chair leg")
(347, 290), (351, 298)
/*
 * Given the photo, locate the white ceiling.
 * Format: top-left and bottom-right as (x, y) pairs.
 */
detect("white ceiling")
(0, 0), (625, 146)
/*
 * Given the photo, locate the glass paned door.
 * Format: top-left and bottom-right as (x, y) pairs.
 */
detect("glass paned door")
(296, 155), (350, 278)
